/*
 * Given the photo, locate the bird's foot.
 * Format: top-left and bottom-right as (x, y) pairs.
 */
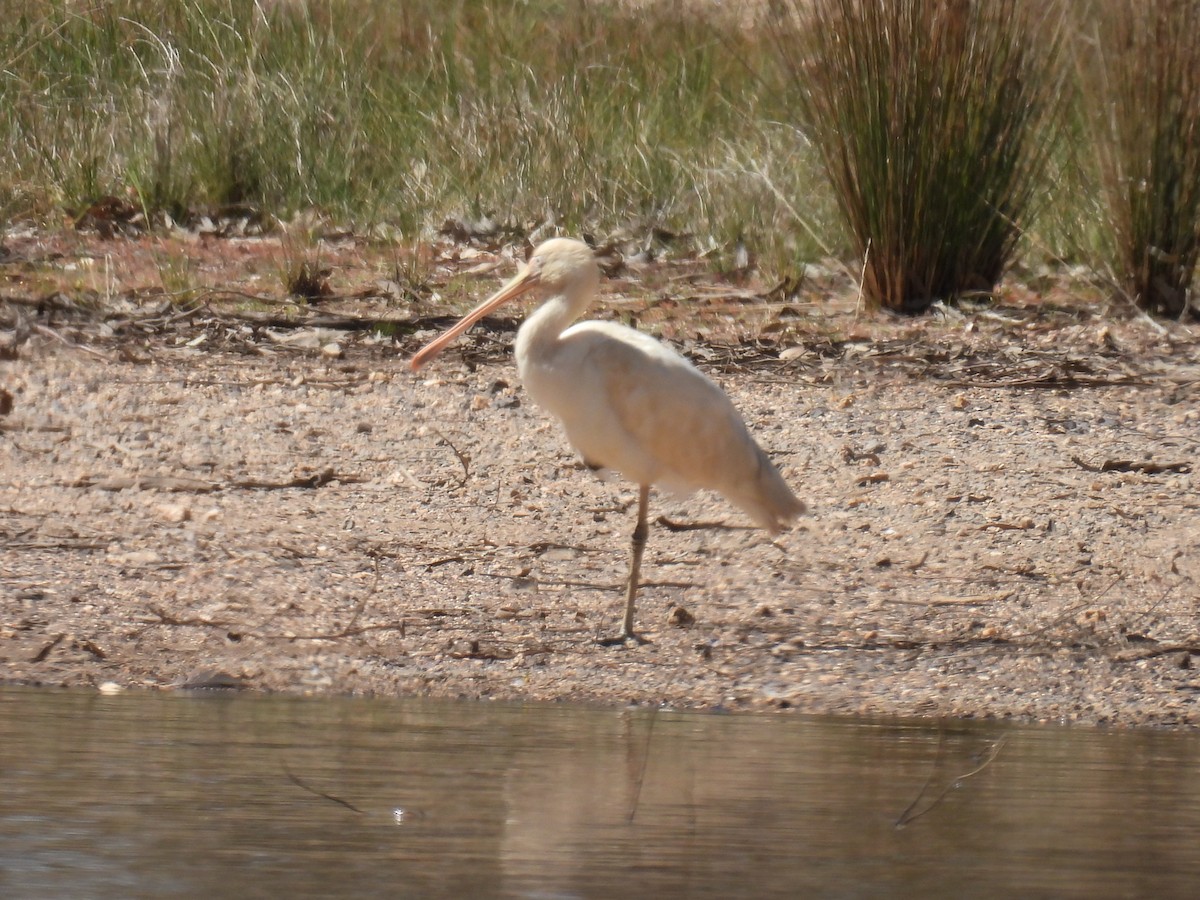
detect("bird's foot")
(597, 631), (650, 648)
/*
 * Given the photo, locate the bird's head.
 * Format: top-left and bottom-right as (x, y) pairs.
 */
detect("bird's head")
(522, 238), (600, 298)
(410, 238), (598, 371)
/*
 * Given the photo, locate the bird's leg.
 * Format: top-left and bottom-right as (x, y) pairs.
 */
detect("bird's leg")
(601, 484), (651, 646)
(622, 483), (651, 637)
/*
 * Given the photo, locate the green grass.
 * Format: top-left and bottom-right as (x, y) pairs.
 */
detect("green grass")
(1, 0), (1195, 320)
(0, 0), (834, 277)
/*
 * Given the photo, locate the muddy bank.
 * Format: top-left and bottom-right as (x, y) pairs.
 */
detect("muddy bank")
(3, 305), (1198, 727)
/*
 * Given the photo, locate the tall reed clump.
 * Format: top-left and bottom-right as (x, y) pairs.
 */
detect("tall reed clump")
(775, 0), (1066, 313)
(1078, 1), (1200, 319)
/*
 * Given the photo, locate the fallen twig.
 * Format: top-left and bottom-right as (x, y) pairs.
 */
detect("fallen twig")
(231, 469), (367, 490)
(656, 515), (750, 532)
(145, 605), (234, 628)
(71, 469), (365, 492)
(30, 633), (64, 662)
(1070, 455), (1192, 475)
(4, 539), (111, 551)
(430, 427), (470, 488)
(32, 324), (114, 361)
(885, 590), (1014, 606)
(73, 474), (219, 493)
(1113, 644), (1200, 662)
(979, 519), (1035, 532)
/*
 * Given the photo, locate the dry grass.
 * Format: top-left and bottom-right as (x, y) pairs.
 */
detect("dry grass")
(0, 0), (832, 276)
(2, 1), (1198, 320)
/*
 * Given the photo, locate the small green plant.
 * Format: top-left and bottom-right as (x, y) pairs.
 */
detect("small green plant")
(776, 0), (1066, 313)
(151, 243), (202, 303)
(1078, 0), (1200, 318)
(385, 240), (434, 305)
(278, 241), (329, 301)
(286, 258), (330, 301)
(278, 228), (330, 301)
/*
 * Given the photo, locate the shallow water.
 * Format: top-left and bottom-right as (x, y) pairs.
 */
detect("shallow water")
(2, 688), (1198, 898)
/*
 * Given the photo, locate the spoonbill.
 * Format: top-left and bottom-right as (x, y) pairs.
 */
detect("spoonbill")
(410, 238), (804, 642)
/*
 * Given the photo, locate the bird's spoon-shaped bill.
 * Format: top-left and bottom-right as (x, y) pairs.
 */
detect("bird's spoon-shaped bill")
(410, 263), (541, 371)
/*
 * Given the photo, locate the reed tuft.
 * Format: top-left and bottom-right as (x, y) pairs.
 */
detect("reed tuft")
(1077, 0), (1200, 318)
(777, 0), (1066, 312)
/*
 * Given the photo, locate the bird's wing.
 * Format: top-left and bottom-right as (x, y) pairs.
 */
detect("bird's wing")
(571, 323), (762, 493)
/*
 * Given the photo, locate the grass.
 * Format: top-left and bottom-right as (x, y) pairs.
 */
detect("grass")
(0, 0), (1195, 321)
(1077, 0), (1200, 318)
(776, 0), (1066, 313)
(0, 0), (834, 278)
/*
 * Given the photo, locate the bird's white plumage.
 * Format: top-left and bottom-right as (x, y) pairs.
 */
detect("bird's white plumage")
(519, 319), (790, 527)
(411, 237), (804, 639)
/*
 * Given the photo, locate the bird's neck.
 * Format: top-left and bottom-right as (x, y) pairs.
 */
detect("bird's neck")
(515, 291), (585, 362)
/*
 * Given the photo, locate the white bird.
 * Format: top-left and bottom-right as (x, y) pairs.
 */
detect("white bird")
(411, 238), (804, 642)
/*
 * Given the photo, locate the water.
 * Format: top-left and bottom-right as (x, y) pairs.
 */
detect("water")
(2, 688), (1198, 898)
